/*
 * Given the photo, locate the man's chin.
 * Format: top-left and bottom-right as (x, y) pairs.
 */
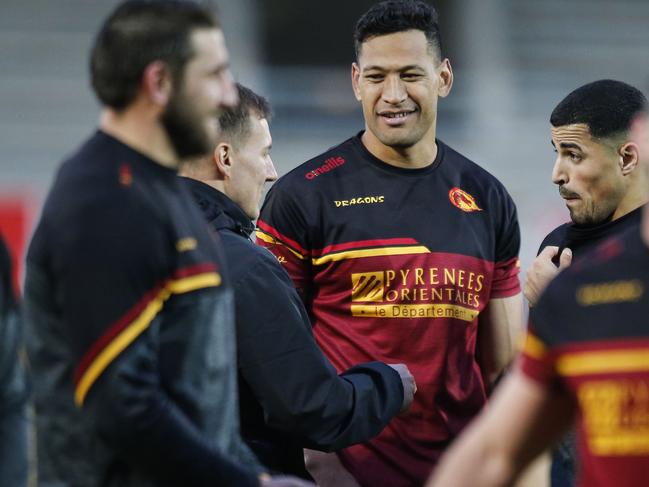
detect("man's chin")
(571, 212), (607, 227)
(376, 133), (418, 149)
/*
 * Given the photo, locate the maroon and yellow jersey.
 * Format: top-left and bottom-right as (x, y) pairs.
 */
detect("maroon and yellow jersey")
(521, 227), (649, 487)
(257, 134), (520, 486)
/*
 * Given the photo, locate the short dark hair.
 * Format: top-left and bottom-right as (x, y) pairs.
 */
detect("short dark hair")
(354, 0), (442, 60)
(91, 0), (220, 110)
(218, 84), (271, 147)
(550, 79), (648, 139)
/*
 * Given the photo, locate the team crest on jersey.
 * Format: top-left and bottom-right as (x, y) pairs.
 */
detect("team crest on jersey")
(448, 187), (482, 213)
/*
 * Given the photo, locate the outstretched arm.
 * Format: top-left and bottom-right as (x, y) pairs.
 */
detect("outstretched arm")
(427, 368), (574, 487)
(236, 255), (408, 451)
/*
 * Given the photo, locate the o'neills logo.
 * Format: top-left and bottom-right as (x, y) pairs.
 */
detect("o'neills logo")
(449, 187), (482, 213)
(305, 156), (345, 180)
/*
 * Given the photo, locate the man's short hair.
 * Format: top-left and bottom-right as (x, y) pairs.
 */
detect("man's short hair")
(91, 0), (220, 110)
(218, 84), (271, 148)
(550, 79), (648, 139)
(354, 0), (442, 60)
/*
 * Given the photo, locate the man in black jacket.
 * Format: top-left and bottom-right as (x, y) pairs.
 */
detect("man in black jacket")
(180, 83), (416, 479)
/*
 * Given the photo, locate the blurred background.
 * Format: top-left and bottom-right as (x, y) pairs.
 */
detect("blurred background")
(1, 0), (649, 290)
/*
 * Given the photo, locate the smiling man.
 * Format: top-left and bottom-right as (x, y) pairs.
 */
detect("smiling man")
(524, 80), (649, 486)
(256, 1), (523, 485)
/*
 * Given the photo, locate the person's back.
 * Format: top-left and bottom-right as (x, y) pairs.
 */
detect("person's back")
(524, 226), (649, 487)
(428, 223), (649, 487)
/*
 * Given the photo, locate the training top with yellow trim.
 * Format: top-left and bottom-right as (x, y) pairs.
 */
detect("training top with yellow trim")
(257, 133), (521, 487)
(24, 131), (261, 487)
(521, 226), (649, 487)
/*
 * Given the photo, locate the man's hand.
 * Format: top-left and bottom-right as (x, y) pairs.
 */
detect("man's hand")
(304, 450), (361, 487)
(524, 246), (572, 307)
(387, 363), (417, 412)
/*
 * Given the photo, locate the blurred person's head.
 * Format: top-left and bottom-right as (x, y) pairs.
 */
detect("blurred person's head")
(550, 79), (648, 226)
(91, 0), (237, 159)
(181, 84), (276, 220)
(351, 1), (453, 160)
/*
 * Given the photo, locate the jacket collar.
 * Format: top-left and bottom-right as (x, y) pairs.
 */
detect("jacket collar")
(181, 177), (255, 238)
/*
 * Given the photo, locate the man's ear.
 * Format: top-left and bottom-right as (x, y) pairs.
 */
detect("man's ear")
(142, 60), (172, 107)
(351, 62), (362, 102)
(213, 142), (233, 179)
(437, 58), (453, 99)
(619, 141), (640, 176)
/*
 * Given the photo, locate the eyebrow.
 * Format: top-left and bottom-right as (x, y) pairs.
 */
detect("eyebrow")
(551, 140), (583, 151)
(363, 64), (425, 72)
(210, 61), (230, 75)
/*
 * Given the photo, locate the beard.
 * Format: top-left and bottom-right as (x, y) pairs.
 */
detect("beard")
(568, 199), (617, 227)
(162, 89), (214, 160)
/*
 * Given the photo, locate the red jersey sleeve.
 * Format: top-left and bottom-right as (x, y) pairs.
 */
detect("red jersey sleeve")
(518, 328), (557, 386)
(256, 183), (313, 301)
(490, 189), (521, 298)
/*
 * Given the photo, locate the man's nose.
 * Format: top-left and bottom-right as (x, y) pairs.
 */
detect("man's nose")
(382, 75), (407, 105)
(266, 157), (278, 182)
(551, 157), (567, 186)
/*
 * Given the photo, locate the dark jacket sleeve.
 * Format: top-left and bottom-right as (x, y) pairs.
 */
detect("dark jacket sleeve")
(86, 339), (260, 487)
(0, 239), (29, 487)
(235, 252), (403, 451)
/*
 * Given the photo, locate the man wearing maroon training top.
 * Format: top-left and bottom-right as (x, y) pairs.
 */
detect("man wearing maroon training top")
(257, 1), (523, 485)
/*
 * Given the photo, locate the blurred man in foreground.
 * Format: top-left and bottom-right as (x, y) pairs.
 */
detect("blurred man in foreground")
(23, 2), (308, 486)
(524, 79), (648, 486)
(429, 105), (649, 487)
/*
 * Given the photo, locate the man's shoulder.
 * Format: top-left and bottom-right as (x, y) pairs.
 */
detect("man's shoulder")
(538, 223), (571, 251)
(272, 136), (358, 190)
(218, 229), (287, 286)
(48, 135), (173, 226)
(534, 227), (647, 345)
(440, 141), (508, 188)
(539, 228), (639, 305)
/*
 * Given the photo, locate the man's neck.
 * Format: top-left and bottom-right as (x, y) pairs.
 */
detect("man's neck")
(641, 204), (649, 248)
(361, 128), (438, 169)
(99, 106), (179, 169)
(198, 178), (226, 195)
(612, 182), (649, 221)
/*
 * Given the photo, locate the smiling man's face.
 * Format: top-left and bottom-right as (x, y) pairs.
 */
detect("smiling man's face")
(352, 29), (451, 153)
